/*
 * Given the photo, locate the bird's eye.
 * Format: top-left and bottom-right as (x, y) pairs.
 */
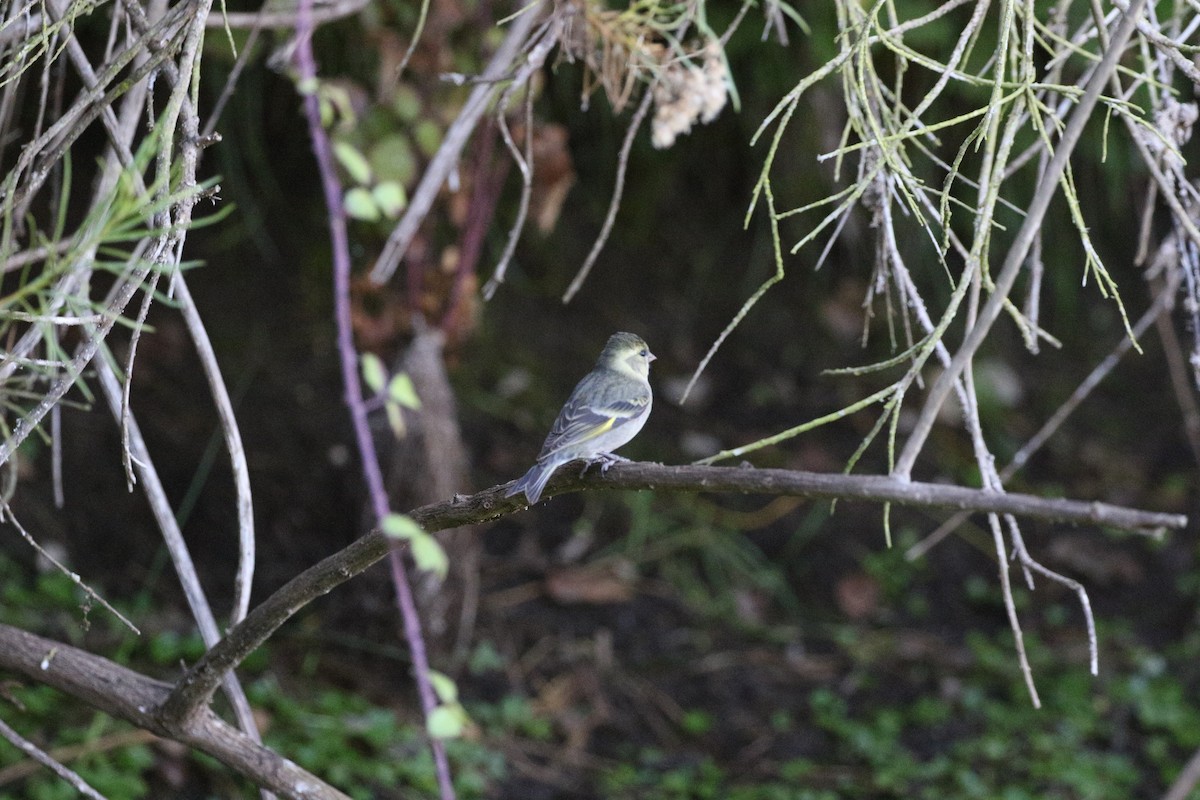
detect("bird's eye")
(639, 349), (648, 357)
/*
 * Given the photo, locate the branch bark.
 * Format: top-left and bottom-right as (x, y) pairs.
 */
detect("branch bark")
(160, 460), (1185, 722)
(1, 462), (1182, 794)
(0, 624), (350, 800)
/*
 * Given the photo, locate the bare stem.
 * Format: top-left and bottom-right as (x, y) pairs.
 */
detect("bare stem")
(291, 1), (453, 795)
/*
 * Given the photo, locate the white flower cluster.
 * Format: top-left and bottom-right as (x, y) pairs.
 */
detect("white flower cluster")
(650, 41), (729, 149)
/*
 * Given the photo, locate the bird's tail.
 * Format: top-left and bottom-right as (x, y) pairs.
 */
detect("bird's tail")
(506, 460), (559, 505)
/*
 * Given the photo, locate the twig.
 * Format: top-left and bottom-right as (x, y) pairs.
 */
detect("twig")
(0, 501), (139, 633)
(1009, 519), (1099, 676)
(0, 250), (160, 467)
(1152, 293), (1200, 465)
(204, 0), (369, 29)
(906, 266), (1182, 560)
(989, 513), (1041, 707)
(481, 79), (535, 300)
(0, 728), (158, 788)
(370, 3), (544, 284)
(561, 89), (654, 303)
(0, 715), (108, 800)
(92, 356), (263, 762)
(1163, 741), (1200, 800)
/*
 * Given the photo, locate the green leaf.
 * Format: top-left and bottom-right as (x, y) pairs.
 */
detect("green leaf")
(410, 533), (448, 580)
(368, 134), (417, 185)
(428, 671), (458, 703)
(426, 704), (465, 739)
(295, 77), (319, 96)
(343, 187), (380, 222)
(372, 181), (408, 219)
(333, 141), (373, 185)
(381, 513), (422, 541)
(387, 372), (421, 409)
(414, 119), (442, 159)
(385, 401), (407, 438)
(361, 353), (388, 393)
(392, 84), (422, 122)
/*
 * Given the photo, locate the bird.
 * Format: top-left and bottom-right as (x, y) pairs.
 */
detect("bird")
(507, 332), (655, 505)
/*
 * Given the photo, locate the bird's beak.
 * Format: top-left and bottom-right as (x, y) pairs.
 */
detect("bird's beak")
(648, 352), (657, 362)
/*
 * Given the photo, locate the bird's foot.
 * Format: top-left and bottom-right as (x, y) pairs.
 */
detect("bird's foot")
(578, 453), (630, 477)
(595, 453), (630, 474)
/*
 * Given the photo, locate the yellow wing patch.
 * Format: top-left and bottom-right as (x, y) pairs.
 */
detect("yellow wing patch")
(578, 415), (617, 441)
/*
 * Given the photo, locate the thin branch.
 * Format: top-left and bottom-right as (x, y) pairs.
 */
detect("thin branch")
(0, 501), (139, 633)
(204, 0), (369, 29)
(989, 512), (1041, 707)
(906, 265), (1182, 560)
(0, 729), (157, 789)
(0, 716), (108, 800)
(481, 79), (535, 300)
(560, 88), (653, 303)
(92, 355), (264, 761)
(370, 3), (545, 284)
(173, 276), (256, 624)
(291, 0), (452, 795)
(1163, 742), (1200, 800)
(160, 459), (1185, 724)
(1009, 519), (1099, 676)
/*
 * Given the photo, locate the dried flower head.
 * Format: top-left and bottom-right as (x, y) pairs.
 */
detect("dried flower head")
(650, 41), (729, 149)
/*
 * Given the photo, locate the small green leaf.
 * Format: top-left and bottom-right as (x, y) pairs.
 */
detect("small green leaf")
(343, 187), (381, 221)
(369, 134), (417, 185)
(372, 181), (408, 219)
(381, 513), (422, 541)
(428, 671), (458, 703)
(361, 353), (388, 393)
(427, 704), (465, 739)
(385, 401), (407, 438)
(333, 141), (373, 185)
(388, 372), (421, 409)
(410, 533), (448, 579)
(392, 84), (421, 122)
(414, 119), (442, 158)
(295, 77), (319, 96)
(319, 84), (358, 128)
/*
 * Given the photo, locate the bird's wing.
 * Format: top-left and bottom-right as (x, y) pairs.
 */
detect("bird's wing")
(538, 375), (650, 459)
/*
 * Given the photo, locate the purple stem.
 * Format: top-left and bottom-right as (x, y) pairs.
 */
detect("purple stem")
(292, 6), (455, 799)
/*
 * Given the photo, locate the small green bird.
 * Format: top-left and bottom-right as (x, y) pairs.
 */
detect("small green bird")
(507, 332), (655, 504)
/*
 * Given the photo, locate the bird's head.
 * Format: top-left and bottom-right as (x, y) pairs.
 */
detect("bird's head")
(600, 331), (655, 380)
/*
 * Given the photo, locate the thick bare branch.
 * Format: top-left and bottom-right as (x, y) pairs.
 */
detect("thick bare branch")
(0, 624), (349, 800)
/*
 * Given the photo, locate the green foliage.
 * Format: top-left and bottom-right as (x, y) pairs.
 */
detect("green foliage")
(0, 722), (155, 800)
(606, 492), (802, 626)
(251, 677), (505, 798)
(468, 694), (554, 742)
